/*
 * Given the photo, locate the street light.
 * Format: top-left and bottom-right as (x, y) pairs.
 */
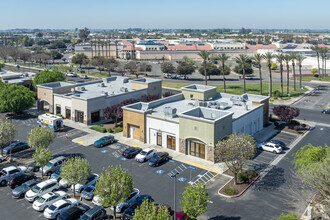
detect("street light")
(171, 172), (179, 220)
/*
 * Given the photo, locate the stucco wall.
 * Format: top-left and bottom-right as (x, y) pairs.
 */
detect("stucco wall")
(123, 109), (146, 142)
(181, 88), (216, 101)
(146, 116), (179, 152)
(37, 87), (54, 112)
(53, 95), (72, 119)
(232, 105), (263, 136)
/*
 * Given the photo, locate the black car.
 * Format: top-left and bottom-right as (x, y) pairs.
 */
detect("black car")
(122, 147), (142, 159)
(322, 109), (330, 114)
(58, 204), (90, 220)
(148, 152), (169, 167)
(121, 195), (154, 220)
(27, 162), (40, 172)
(7, 172), (36, 189)
(269, 140), (286, 150)
(79, 206), (106, 220)
(12, 179), (41, 198)
(3, 141), (29, 155)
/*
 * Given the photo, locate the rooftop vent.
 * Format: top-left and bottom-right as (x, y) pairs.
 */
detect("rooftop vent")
(101, 91), (108, 96)
(71, 88), (75, 93)
(163, 107), (177, 118)
(120, 87), (128, 93)
(81, 86), (86, 91)
(74, 94), (80, 97)
(98, 83), (105, 87)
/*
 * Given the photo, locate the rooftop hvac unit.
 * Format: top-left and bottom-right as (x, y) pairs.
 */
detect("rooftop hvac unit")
(163, 107), (177, 118)
(98, 83), (105, 87)
(81, 86), (86, 91)
(120, 87), (128, 93)
(71, 88), (75, 93)
(74, 94), (80, 97)
(101, 91), (108, 96)
(219, 102), (229, 110)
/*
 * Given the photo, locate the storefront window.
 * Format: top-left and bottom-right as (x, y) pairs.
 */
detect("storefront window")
(186, 139), (205, 159)
(167, 135), (176, 150)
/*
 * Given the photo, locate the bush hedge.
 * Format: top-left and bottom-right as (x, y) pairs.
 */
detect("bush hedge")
(223, 187), (238, 196)
(90, 125), (107, 133)
(114, 126), (123, 133)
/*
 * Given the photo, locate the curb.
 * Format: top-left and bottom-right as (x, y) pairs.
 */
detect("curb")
(230, 175), (260, 198)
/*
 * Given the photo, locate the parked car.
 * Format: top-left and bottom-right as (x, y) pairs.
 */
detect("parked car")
(135, 148), (157, 163)
(79, 206), (106, 220)
(79, 75), (88, 79)
(122, 147), (142, 159)
(176, 75), (185, 80)
(121, 195), (154, 220)
(59, 178), (70, 188)
(7, 172), (36, 189)
(92, 195), (101, 206)
(322, 109), (330, 114)
(66, 72), (77, 77)
(50, 169), (61, 182)
(71, 173), (99, 193)
(42, 156), (66, 176)
(163, 73), (172, 79)
(80, 184), (95, 200)
(0, 154), (5, 163)
(25, 179), (59, 202)
(58, 204), (90, 220)
(0, 166), (27, 186)
(32, 191), (68, 211)
(173, 211), (192, 220)
(114, 188), (140, 213)
(12, 179), (42, 199)
(257, 142), (282, 154)
(3, 141), (29, 155)
(148, 152), (170, 167)
(93, 136), (115, 148)
(269, 140), (286, 150)
(44, 198), (78, 219)
(27, 162), (40, 172)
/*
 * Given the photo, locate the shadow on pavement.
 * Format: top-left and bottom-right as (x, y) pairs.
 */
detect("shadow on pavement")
(252, 166), (285, 191)
(209, 216), (241, 220)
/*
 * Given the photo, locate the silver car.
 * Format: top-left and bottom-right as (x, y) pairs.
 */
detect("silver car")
(42, 156), (66, 176)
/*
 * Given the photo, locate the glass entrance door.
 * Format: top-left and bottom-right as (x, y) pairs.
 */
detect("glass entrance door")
(186, 140), (205, 159)
(157, 132), (162, 146)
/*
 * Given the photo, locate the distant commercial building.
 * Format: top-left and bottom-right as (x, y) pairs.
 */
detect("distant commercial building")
(122, 84), (269, 162)
(75, 43), (124, 58)
(0, 71), (35, 88)
(37, 77), (162, 125)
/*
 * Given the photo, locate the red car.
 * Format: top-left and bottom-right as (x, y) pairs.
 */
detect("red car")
(173, 211), (191, 220)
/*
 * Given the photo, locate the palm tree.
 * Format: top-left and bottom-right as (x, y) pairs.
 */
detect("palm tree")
(312, 46), (321, 78)
(275, 53), (285, 96)
(296, 54), (306, 89)
(91, 41), (94, 58)
(197, 50), (211, 85)
(130, 40), (136, 60)
(284, 54), (291, 95)
(289, 53), (297, 91)
(324, 47), (329, 78)
(234, 54), (249, 93)
(263, 52), (275, 97)
(217, 53), (230, 92)
(320, 47), (329, 78)
(115, 40), (119, 58)
(252, 54), (264, 95)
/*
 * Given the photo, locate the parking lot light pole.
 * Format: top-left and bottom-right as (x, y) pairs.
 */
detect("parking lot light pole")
(9, 118), (13, 162)
(171, 172), (179, 220)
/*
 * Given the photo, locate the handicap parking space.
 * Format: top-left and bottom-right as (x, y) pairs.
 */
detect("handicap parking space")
(271, 132), (297, 149)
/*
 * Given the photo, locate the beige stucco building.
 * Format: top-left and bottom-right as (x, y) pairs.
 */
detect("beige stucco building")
(37, 77), (162, 125)
(122, 85), (269, 162)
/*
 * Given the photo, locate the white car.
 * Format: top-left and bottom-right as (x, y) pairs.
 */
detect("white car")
(43, 198), (78, 219)
(59, 179), (69, 188)
(0, 166), (27, 186)
(92, 195), (101, 206)
(66, 72), (77, 77)
(32, 191), (68, 211)
(135, 148), (157, 163)
(258, 142), (283, 154)
(71, 173), (99, 193)
(79, 75), (88, 79)
(114, 188), (140, 213)
(25, 179), (59, 202)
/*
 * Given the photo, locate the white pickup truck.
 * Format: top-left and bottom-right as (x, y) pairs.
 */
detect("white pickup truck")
(0, 166), (27, 186)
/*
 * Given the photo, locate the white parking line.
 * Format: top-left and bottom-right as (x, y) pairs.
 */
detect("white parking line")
(38, 214), (43, 217)
(26, 206), (32, 209)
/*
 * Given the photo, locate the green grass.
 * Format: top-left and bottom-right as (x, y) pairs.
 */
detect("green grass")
(299, 76), (330, 82)
(162, 82), (307, 99)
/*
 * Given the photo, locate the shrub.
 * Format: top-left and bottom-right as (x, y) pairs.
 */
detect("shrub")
(273, 90), (281, 98)
(114, 126), (123, 133)
(80, 70), (85, 73)
(90, 125), (106, 133)
(245, 170), (258, 181)
(310, 68), (318, 74)
(301, 123), (306, 128)
(105, 128), (113, 133)
(279, 213), (299, 220)
(237, 173), (248, 183)
(290, 120), (300, 125)
(223, 187), (239, 196)
(56, 114), (63, 118)
(271, 62), (278, 70)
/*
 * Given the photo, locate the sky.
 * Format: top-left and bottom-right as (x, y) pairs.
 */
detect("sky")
(1, 0), (330, 30)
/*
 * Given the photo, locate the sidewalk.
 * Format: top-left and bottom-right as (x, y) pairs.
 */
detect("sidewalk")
(272, 85), (314, 105)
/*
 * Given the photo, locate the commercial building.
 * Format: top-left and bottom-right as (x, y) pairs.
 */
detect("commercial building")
(122, 85), (269, 162)
(37, 77), (162, 125)
(0, 71), (35, 88)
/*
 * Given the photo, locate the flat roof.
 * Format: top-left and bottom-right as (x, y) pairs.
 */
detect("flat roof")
(181, 84), (216, 92)
(125, 91), (268, 122)
(38, 81), (73, 88)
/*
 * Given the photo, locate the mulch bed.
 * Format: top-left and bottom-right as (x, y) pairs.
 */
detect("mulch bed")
(103, 122), (122, 130)
(276, 124), (308, 135)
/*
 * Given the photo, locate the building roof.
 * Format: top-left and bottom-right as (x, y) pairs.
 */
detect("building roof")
(138, 40), (164, 46)
(165, 43), (212, 51)
(121, 46), (143, 51)
(246, 44), (278, 50)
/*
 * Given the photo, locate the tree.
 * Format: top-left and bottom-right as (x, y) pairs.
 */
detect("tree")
(283, 54), (291, 95)
(49, 40), (67, 49)
(0, 84), (35, 113)
(296, 54), (306, 89)
(72, 53), (88, 68)
(198, 63), (220, 80)
(133, 200), (171, 220)
(50, 50), (63, 64)
(294, 144), (329, 200)
(0, 120), (16, 156)
(161, 62), (176, 74)
(19, 49), (31, 65)
(278, 213), (300, 220)
(263, 52), (275, 97)
(36, 39), (50, 46)
(197, 50), (211, 85)
(91, 56), (106, 73)
(139, 63), (152, 73)
(8, 47), (20, 63)
(320, 47), (329, 78)
(104, 57), (119, 76)
(27, 127), (56, 149)
(0, 46), (10, 62)
(217, 53), (230, 92)
(32, 147), (52, 178)
(176, 57), (196, 79)
(273, 105), (300, 122)
(130, 40), (136, 60)
(78, 27), (90, 41)
(61, 157), (91, 197)
(276, 54), (285, 97)
(215, 133), (256, 184)
(252, 54), (264, 95)
(289, 53), (297, 91)
(32, 69), (65, 87)
(310, 68), (318, 74)
(94, 165), (134, 218)
(180, 182), (209, 219)
(311, 46), (321, 78)
(234, 54), (250, 93)
(270, 62), (277, 70)
(125, 61), (140, 78)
